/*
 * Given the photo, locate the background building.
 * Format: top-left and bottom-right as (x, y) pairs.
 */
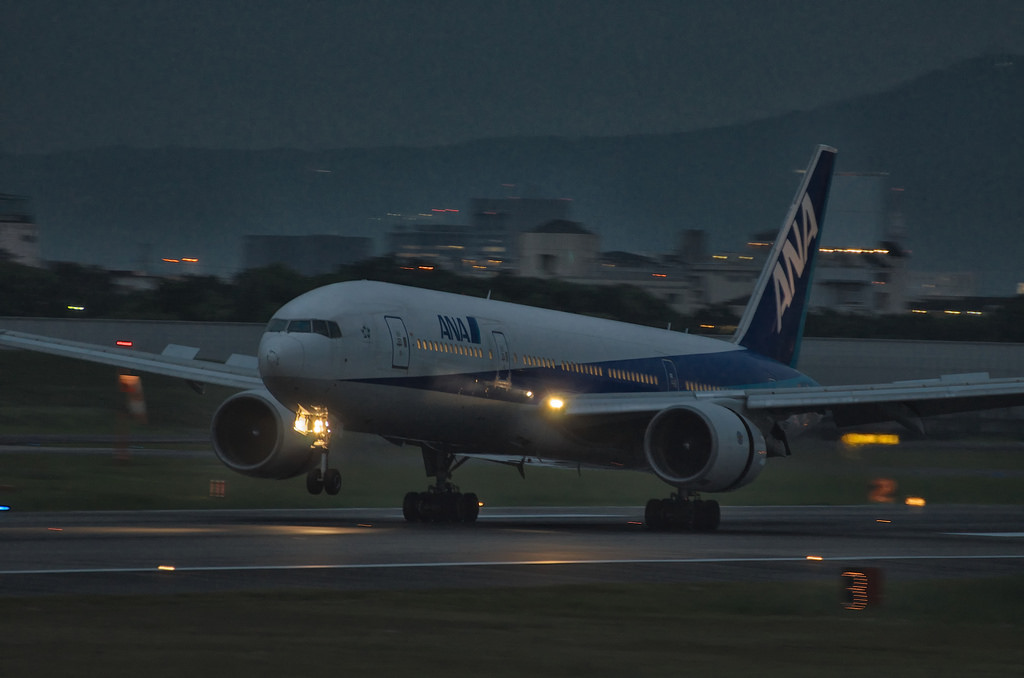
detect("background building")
(0, 194), (41, 267)
(518, 220), (599, 278)
(243, 235), (373, 275)
(470, 197), (572, 266)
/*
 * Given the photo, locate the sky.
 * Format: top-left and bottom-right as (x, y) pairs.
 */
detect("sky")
(3, 0), (1024, 154)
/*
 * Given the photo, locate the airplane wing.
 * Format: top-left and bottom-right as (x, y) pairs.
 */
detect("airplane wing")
(554, 372), (1024, 428)
(0, 330), (262, 390)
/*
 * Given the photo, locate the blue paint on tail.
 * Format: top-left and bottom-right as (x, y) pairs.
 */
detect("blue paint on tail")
(732, 145), (837, 367)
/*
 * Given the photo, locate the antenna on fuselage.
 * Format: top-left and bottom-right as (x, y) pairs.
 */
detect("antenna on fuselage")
(486, 290), (492, 300)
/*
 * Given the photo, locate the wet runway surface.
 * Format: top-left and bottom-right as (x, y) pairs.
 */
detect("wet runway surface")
(2, 504), (1022, 596)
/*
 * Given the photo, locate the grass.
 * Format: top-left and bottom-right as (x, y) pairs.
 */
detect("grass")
(3, 438), (1024, 511)
(0, 350), (235, 436)
(2, 578), (1022, 677)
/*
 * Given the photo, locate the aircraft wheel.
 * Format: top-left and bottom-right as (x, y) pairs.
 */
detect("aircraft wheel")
(460, 492), (480, 523)
(694, 499), (720, 532)
(323, 468), (342, 495)
(645, 498), (666, 530)
(306, 468), (324, 495)
(417, 492), (438, 522)
(402, 491), (420, 522)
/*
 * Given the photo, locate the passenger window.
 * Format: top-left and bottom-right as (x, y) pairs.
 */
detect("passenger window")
(267, 318), (288, 332)
(287, 320), (312, 333)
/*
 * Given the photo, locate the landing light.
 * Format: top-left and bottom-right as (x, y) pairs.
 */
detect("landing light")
(547, 397), (565, 411)
(293, 406), (331, 443)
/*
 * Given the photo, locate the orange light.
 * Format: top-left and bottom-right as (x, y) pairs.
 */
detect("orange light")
(806, 555), (824, 561)
(869, 477), (898, 503)
(842, 433), (900, 446)
(905, 496), (927, 507)
(115, 340), (134, 347)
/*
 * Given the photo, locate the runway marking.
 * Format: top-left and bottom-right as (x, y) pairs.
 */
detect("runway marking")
(946, 532), (1024, 538)
(3, 553), (1024, 577)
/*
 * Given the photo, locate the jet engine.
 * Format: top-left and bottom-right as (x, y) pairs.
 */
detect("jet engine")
(643, 402), (767, 491)
(211, 390), (318, 479)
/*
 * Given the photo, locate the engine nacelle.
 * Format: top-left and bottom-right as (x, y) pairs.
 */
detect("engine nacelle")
(643, 402), (767, 492)
(211, 390), (318, 479)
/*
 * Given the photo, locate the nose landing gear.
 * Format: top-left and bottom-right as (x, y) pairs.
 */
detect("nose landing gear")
(294, 405), (342, 496)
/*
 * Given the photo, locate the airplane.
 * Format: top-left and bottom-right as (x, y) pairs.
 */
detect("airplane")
(5, 144), (1024, 531)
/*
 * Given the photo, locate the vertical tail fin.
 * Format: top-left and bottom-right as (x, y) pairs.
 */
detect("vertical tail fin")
(732, 145), (837, 367)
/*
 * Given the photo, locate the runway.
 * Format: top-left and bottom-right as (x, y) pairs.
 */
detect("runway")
(2, 504), (1023, 597)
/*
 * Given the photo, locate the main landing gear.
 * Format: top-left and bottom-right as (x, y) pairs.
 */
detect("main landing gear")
(402, 447), (480, 524)
(645, 492), (720, 532)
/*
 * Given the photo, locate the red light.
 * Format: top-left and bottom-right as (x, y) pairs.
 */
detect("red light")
(116, 340), (134, 347)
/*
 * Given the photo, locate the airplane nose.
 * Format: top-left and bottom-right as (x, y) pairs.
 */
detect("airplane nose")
(259, 334), (305, 378)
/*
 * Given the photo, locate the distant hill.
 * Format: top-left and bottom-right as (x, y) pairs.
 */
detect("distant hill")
(1, 55), (1021, 292)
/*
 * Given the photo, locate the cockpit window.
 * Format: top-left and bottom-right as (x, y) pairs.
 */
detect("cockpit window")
(269, 318), (342, 338)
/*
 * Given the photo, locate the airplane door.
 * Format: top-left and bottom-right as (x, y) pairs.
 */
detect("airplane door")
(384, 316), (410, 369)
(662, 359), (680, 391)
(491, 331), (511, 386)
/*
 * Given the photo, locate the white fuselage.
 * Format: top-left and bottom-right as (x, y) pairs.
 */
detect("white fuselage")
(256, 280), (814, 468)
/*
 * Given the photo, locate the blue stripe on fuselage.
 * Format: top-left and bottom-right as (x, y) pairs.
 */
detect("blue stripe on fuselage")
(344, 347), (817, 401)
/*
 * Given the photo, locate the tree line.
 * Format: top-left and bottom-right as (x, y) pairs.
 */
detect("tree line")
(2, 258), (1024, 342)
